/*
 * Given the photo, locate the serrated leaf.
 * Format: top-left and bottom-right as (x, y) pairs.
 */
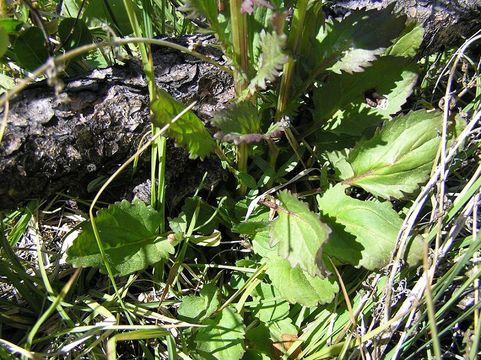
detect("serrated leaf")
(319, 4), (406, 74)
(269, 191), (331, 278)
(14, 27), (49, 71)
(58, 17), (93, 51)
(212, 101), (261, 144)
(317, 184), (423, 270)
(344, 110), (443, 199)
(251, 283), (289, 324)
(266, 258), (339, 306)
(151, 88), (215, 159)
(195, 306), (245, 360)
(178, 284), (220, 323)
(66, 200), (174, 276)
(247, 30), (288, 93)
(312, 56), (418, 136)
(386, 22), (424, 58)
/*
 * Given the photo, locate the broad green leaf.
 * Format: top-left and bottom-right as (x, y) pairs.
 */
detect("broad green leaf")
(344, 110), (443, 199)
(66, 200), (174, 276)
(13, 27), (49, 71)
(270, 191), (331, 278)
(247, 30), (288, 93)
(312, 56), (418, 136)
(0, 18), (23, 33)
(386, 22), (424, 58)
(266, 258), (339, 306)
(251, 283), (289, 324)
(319, 5), (406, 74)
(211, 101), (261, 144)
(84, 0), (134, 35)
(58, 18), (92, 51)
(151, 88), (215, 159)
(178, 284), (220, 323)
(317, 184), (423, 270)
(245, 323), (273, 360)
(0, 27), (8, 58)
(268, 318), (300, 358)
(195, 306), (245, 360)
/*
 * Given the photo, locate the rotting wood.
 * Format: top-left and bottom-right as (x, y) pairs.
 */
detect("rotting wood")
(0, 35), (233, 209)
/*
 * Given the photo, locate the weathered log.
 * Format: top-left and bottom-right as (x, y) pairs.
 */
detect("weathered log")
(0, 35), (233, 209)
(328, 0), (481, 54)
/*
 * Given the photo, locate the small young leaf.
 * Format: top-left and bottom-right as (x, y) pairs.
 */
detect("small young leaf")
(58, 18), (93, 51)
(195, 306), (245, 360)
(317, 184), (423, 270)
(247, 30), (288, 93)
(266, 258), (339, 306)
(66, 200), (174, 276)
(151, 88), (215, 159)
(269, 191), (331, 278)
(178, 284), (220, 323)
(0, 18), (23, 33)
(344, 110), (443, 199)
(14, 27), (49, 71)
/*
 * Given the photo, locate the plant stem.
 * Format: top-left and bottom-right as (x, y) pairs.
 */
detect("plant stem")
(230, 0), (250, 194)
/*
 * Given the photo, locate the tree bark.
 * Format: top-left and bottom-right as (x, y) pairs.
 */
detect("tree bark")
(0, 35), (233, 209)
(328, 0), (481, 54)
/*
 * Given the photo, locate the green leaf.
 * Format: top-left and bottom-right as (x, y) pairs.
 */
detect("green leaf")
(0, 18), (23, 33)
(386, 22), (424, 58)
(317, 184), (423, 270)
(195, 306), (245, 360)
(58, 17), (93, 51)
(266, 258), (339, 306)
(319, 4), (406, 74)
(0, 27), (8, 58)
(181, 0), (231, 55)
(344, 110), (443, 199)
(245, 323), (273, 359)
(247, 30), (288, 93)
(312, 56), (418, 136)
(251, 283), (289, 324)
(269, 191), (331, 278)
(83, 0), (134, 35)
(178, 284), (220, 323)
(13, 27), (49, 71)
(66, 200), (174, 276)
(211, 101), (261, 144)
(151, 88), (215, 159)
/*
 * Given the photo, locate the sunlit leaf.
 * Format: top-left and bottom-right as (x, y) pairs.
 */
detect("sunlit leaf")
(270, 191), (331, 278)
(251, 283), (289, 324)
(247, 30), (288, 93)
(344, 110), (443, 199)
(66, 200), (174, 276)
(178, 284), (220, 323)
(266, 258), (339, 306)
(317, 184), (423, 270)
(195, 306), (245, 360)
(151, 88), (215, 159)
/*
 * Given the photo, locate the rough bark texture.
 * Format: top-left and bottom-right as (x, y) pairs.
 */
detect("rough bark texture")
(0, 35), (233, 209)
(328, 0), (481, 54)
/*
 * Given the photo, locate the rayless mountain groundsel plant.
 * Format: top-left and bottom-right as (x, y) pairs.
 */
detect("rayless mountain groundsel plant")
(1, 0), (478, 358)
